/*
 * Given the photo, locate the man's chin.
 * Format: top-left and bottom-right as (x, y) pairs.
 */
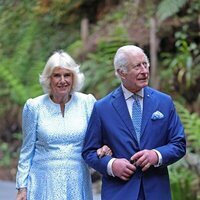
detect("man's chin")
(139, 81), (148, 88)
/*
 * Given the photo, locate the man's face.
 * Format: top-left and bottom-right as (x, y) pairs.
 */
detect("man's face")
(121, 52), (150, 92)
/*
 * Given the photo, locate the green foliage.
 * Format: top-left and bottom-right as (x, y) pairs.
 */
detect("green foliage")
(175, 101), (200, 153)
(0, 81), (12, 115)
(0, 2), (41, 106)
(169, 160), (198, 200)
(160, 25), (200, 103)
(81, 37), (130, 98)
(157, 0), (188, 22)
(0, 63), (29, 105)
(0, 142), (12, 167)
(179, 107), (200, 198)
(0, 132), (22, 167)
(34, 0), (85, 25)
(168, 101), (200, 200)
(186, 0), (200, 16)
(0, 0), (82, 109)
(66, 40), (84, 58)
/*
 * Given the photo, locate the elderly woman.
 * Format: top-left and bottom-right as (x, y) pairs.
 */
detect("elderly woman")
(16, 50), (111, 200)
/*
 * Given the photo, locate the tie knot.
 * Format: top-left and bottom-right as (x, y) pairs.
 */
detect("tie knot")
(132, 94), (140, 101)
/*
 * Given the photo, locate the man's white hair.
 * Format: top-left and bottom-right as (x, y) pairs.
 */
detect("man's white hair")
(113, 45), (149, 76)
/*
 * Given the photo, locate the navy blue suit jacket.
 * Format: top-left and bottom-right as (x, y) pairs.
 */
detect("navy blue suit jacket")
(82, 86), (186, 200)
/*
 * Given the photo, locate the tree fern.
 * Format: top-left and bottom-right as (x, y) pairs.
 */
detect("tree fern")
(175, 101), (200, 153)
(169, 101), (200, 199)
(0, 63), (28, 105)
(80, 38), (130, 98)
(157, 0), (188, 22)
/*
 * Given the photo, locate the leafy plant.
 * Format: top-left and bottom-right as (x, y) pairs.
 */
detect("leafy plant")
(169, 160), (198, 200)
(81, 36), (130, 98)
(0, 142), (12, 167)
(0, 132), (22, 167)
(160, 25), (200, 103)
(0, 64), (29, 105)
(175, 101), (200, 153)
(168, 100), (200, 200)
(156, 0), (188, 22)
(167, 101), (200, 199)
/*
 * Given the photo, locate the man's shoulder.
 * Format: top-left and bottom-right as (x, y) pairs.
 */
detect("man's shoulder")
(146, 86), (172, 100)
(97, 87), (121, 103)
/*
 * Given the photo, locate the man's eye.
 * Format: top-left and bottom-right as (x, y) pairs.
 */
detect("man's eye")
(143, 62), (147, 67)
(136, 64), (141, 68)
(134, 64), (140, 70)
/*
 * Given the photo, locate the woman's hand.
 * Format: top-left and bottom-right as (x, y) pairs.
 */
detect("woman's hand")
(16, 188), (27, 200)
(97, 145), (112, 158)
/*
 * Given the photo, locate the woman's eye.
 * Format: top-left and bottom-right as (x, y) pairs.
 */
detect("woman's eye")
(53, 74), (61, 77)
(64, 73), (72, 77)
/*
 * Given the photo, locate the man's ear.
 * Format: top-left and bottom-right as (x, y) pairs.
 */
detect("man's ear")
(117, 69), (126, 79)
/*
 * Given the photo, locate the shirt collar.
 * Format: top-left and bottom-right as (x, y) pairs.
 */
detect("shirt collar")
(121, 84), (144, 100)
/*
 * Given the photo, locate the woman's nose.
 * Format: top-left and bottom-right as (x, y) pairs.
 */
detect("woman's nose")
(60, 75), (65, 82)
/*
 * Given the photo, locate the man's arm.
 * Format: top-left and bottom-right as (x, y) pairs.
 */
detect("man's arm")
(82, 105), (112, 176)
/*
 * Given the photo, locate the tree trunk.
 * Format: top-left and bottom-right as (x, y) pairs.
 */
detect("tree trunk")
(81, 18), (89, 48)
(149, 17), (159, 89)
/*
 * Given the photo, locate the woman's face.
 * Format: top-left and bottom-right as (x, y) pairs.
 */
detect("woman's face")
(50, 67), (73, 97)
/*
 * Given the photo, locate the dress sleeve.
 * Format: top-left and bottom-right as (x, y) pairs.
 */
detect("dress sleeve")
(16, 99), (38, 189)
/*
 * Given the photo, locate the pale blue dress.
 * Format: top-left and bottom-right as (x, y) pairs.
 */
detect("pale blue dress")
(16, 92), (96, 200)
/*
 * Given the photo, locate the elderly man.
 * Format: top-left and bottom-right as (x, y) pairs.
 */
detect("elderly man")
(82, 45), (186, 200)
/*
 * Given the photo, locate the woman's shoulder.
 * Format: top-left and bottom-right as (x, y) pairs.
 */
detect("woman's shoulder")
(73, 92), (96, 116)
(25, 94), (48, 108)
(73, 92), (96, 103)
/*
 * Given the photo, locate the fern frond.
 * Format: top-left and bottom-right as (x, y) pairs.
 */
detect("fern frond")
(157, 0), (188, 22)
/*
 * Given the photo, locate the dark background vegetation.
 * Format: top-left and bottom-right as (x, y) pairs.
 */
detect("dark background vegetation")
(0, 0), (199, 199)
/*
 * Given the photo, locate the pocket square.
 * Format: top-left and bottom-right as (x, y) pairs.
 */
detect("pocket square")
(151, 111), (164, 120)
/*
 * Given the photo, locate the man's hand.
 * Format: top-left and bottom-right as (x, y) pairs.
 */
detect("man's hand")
(112, 158), (136, 181)
(130, 149), (158, 171)
(97, 145), (113, 158)
(16, 188), (27, 200)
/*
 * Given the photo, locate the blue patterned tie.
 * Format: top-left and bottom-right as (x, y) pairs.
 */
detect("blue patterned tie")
(132, 94), (142, 143)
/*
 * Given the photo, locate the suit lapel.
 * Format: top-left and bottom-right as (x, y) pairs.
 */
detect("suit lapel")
(141, 87), (155, 135)
(111, 87), (137, 141)
(111, 86), (156, 143)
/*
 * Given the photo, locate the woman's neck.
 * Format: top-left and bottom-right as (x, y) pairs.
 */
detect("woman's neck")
(50, 94), (71, 117)
(51, 94), (70, 104)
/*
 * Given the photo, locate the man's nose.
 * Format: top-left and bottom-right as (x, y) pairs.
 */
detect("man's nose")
(140, 65), (148, 72)
(141, 63), (150, 72)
